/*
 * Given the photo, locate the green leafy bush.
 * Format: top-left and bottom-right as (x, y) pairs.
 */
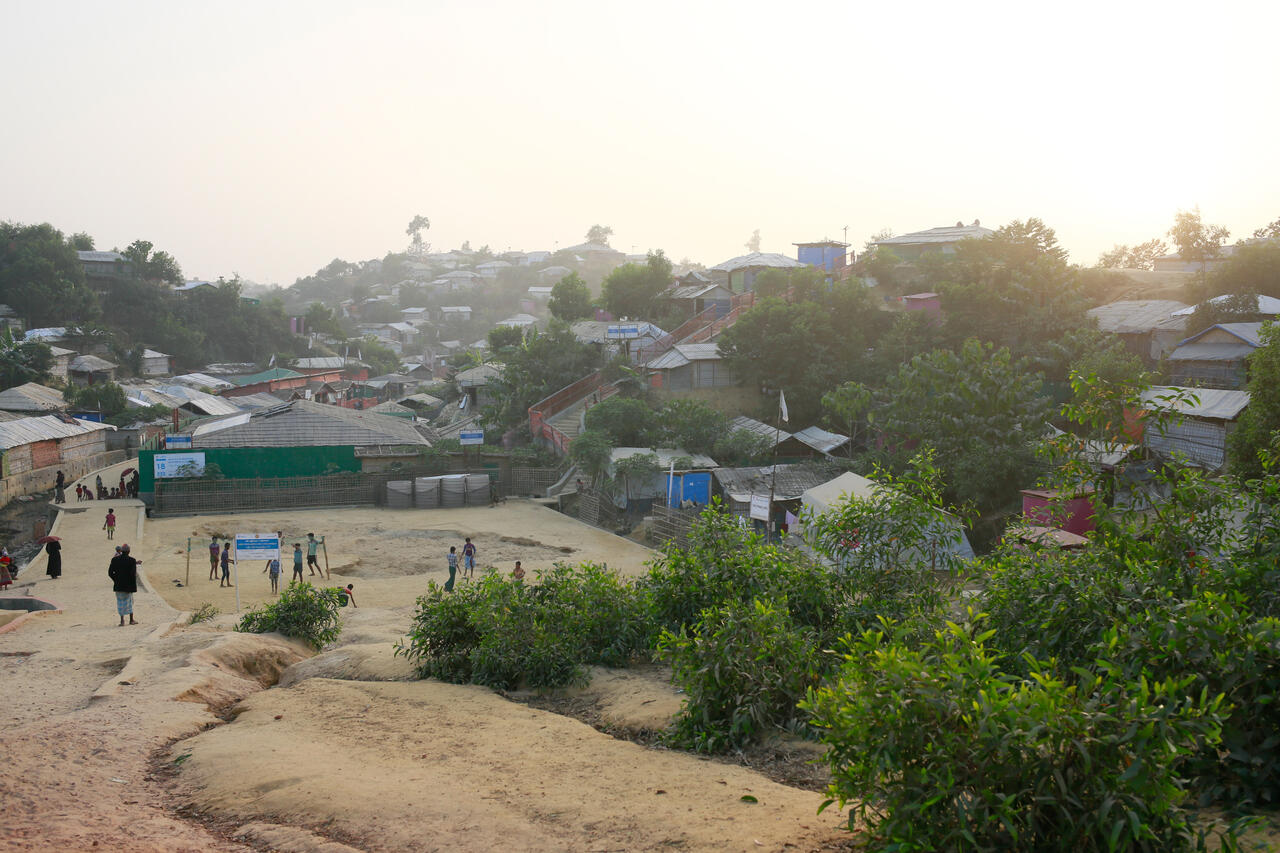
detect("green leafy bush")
(395, 563), (651, 690)
(643, 503), (840, 644)
(1099, 592), (1280, 808)
(659, 597), (818, 752)
(804, 618), (1234, 852)
(236, 581), (344, 649)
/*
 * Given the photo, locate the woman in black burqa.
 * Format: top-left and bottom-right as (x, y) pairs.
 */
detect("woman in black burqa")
(45, 539), (61, 579)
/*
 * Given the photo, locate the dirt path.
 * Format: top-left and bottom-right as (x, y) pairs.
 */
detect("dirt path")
(0, 467), (853, 852)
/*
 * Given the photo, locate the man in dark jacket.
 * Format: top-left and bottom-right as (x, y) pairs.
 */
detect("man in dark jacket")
(108, 544), (140, 626)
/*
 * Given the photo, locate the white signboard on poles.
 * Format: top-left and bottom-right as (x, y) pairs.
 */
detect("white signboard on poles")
(459, 429), (485, 446)
(606, 324), (641, 339)
(154, 452), (206, 479)
(749, 494), (771, 521)
(234, 533), (280, 562)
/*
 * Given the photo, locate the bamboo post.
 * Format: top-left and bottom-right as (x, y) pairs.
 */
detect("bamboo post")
(322, 536), (330, 579)
(233, 537), (240, 612)
(185, 537), (190, 587)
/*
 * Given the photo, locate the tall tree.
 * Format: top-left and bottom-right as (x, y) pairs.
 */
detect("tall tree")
(0, 222), (99, 327)
(1097, 238), (1169, 270)
(585, 224), (614, 246)
(548, 272), (594, 321)
(600, 251), (672, 320)
(1229, 322), (1280, 481)
(878, 339), (1051, 511)
(1253, 217), (1280, 240)
(406, 215), (431, 255)
(482, 321), (604, 432)
(69, 232), (95, 250)
(1168, 207), (1230, 278)
(121, 239), (183, 285)
(0, 328), (53, 389)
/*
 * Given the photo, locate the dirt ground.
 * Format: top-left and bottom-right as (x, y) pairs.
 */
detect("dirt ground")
(142, 501), (655, 615)
(0, 467), (853, 852)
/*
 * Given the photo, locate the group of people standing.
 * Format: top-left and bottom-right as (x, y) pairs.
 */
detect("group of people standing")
(63, 471), (138, 503)
(207, 532), (325, 591)
(443, 537), (478, 592)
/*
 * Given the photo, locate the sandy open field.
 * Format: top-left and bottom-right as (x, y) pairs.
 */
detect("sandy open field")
(0, 464), (852, 852)
(142, 501), (656, 615)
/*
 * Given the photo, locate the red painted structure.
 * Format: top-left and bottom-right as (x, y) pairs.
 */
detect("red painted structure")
(1020, 487), (1097, 536)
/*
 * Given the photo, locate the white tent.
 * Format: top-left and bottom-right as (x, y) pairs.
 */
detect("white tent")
(799, 472), (975, 563)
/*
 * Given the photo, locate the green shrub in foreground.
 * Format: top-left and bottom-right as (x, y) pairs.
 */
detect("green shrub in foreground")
(659, 596), (818, 752)
(236, 581), (344, 649)
(804, 618), (1236, 852)
(395, 563), (652, 690)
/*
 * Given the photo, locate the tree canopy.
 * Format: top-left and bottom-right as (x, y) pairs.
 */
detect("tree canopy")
(548, 272), (594, 322)
(878, 338), (1051, 512)
(600, 251), (672, 320)
(0, 222), (99, 327)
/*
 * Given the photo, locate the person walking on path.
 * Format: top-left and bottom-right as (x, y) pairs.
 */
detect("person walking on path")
(264, 557), (281, 594)
(0, 549), (12, 590)
(445, 546), (458, 592)
(54, 470), (66, 504)
(103, 508), (116, 540)
(219, 542), (234, 588)
(108, 544), (140, 626)
(208, 538), (220, 581)
(291, 543), (304, 583)
(44, 539), (61, 579)
(306, 533), (322, 576)
(462, 537), (477, 579)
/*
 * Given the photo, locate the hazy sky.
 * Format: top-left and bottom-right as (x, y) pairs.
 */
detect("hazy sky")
(3, 1), (1278, 285)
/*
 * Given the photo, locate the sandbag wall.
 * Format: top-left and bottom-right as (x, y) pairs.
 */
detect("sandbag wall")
(386, 480), (414, 508)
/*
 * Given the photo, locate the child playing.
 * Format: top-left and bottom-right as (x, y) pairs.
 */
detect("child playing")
(511, 561), (525, 582)
(462, 537), (477, 578)
(291, 543), (303, 583)
(264, 556), (281, 594)
(338, 583), (357, 608)
(103, 508), (116, 540)
(445, 546), (458, 592)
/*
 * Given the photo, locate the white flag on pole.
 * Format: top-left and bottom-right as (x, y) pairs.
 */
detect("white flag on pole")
(779, 389), (789, 423)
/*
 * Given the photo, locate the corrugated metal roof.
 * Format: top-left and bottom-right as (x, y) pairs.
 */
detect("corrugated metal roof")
(48, 346), (74, 357)
(191, 399), (428, 448)
(174, 280), (216, 292)
(711, 252), (804, 273)
(232, 367), (303, 386)
(69, 354), (117, 372)
(1171, 295), (1280, 317)
(792, 426), (849, 455)
(0, 383), (66, 412)
(729, 415), (792, 445)
(76, 250), (126, 263)
(1179, 322), (1265, 348)
(156, 385), (245, 416)
(141, 349), (168, 358)
(609, 447), (718, 469)
(23, 327), (67, 341)
(875, 224), (995, 246)
(119, 386), (184, 409)
(0, 415), (114, 450)
(293, 357), (348, 370)
(666, 283), (730, 300)
(401, 393), (443, 407)
(171, 372), (235, 390)
(225, 392), (285, 410)
(646, 343), (722, 370)
(455, 364), (501, 386)
(1168, 342), (1253, 362)
(1142, 386), (1250, 421)
(496, 314), (538, 327)
(714, 463), (840, 502)
(1088, 300), (1190, 334)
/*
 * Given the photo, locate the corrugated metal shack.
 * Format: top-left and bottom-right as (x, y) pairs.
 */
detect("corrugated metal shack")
(1140, 386), (1250, 470)
(1086, 299), (1189, 363)
(1167, 323), (1262, 389)
(0, 415), (114, 477)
